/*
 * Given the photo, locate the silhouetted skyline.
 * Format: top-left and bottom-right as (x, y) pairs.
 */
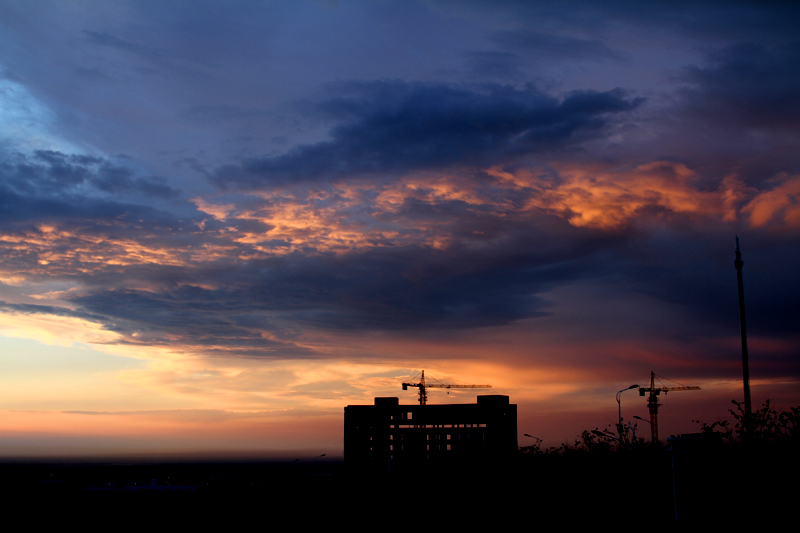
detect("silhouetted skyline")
(0, 1), (798, 457)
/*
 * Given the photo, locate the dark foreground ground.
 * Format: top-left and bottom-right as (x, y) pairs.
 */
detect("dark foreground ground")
(2, 442), (796, 528)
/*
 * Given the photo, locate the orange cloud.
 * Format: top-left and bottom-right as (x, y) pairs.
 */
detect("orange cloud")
(487, 161), (725, 228)
(4, 162), (791, 288)
(741, 173), (800, 228)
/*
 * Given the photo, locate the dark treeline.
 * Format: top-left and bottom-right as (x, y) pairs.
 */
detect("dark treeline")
(694, 399), (800, 444)
(516, 399), (800, 526)
(521, 399), (800, 456)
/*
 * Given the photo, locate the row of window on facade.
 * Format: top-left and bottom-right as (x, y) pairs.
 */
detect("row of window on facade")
(393, 423), (487, 429)
(371, 433), (485, 441)
(370, 444), (456, 453)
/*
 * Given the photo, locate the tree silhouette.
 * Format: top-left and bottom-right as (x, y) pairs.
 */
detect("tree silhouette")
(694, 399), (800, 445)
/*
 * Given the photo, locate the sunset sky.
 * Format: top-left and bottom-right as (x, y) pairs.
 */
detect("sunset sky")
(1, 0), (799, 458)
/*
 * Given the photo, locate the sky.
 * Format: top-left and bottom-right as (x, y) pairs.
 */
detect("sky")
(1, 0), (799, 458)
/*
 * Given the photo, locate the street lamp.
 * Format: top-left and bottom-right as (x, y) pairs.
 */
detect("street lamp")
(632, 415), (651, 444)
(592, 429), (620, 442)
(617, 384), (640, 439)
(523, 434), (543, 453)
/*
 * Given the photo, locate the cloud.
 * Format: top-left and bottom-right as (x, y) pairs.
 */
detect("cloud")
(0, 149), (202, 290)
(3, 142), (799, 357)
(741, 173), (800, 229)
(0, 5), (797, 366)
(0, 300), (104, 322)
(213, 81), (644, 188)
(681, 42), (800, 132)
(1, 149), (180, 199)
(62, 236), (577, 341)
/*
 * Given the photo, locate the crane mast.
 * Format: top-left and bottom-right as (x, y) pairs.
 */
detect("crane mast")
(402, 370), (491, 405)
(638, 371), (700, 443)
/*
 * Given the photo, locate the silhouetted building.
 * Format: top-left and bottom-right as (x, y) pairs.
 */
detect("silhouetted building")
(344, 395), (517, 471)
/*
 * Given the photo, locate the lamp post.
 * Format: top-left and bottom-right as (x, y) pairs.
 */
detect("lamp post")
(633, 415), (651, 443)
(617, 385), (640, 440)
(592, 429), (620, 442)
(591, 428), (626, 523)
(734, 236), (752, 440)
(523, 434), (543, 453)
(612, 387), (636, 527)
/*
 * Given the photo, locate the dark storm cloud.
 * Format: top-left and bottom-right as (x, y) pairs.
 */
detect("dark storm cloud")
(0, 293), (311, 358)
(0, 183), (180, 230)
(3, 145), (623, 349)
(0, 154), (631, 347)
(5, 140), (796, 356)
(0, 150), (179, 199)
(681, 42), (800, 132)
(213, 81), (643, 188)
(68, 286), (313, 357)
(0, 148), (203, 288)
(64, 220), (615, 341)
(55, 200), (800, 354)
(0, 301), (105, 323)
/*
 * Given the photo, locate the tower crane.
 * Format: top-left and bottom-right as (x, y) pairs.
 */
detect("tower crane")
(402, 370), (491, 405)
(638, 371), (700, 444)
